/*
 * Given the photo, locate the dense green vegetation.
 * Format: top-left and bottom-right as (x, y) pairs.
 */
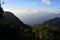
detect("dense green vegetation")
(32, 24), (60, 40)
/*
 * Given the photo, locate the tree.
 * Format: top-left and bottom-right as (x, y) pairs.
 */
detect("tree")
(32, 24), (60, 40)
(0, 7), (4, 17)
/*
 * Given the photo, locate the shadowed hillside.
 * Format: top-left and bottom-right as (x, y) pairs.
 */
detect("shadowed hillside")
(0, 7), (32, 40)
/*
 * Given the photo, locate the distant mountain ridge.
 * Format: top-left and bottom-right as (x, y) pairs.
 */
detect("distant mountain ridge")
(43, 17), (60, 28)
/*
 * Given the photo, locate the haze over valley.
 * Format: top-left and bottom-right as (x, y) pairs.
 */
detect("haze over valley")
(12, 10), (60, 25)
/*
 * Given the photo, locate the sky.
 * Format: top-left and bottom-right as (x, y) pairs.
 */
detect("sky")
(1, 0), (60, 13)
(1, 0), (60, 25)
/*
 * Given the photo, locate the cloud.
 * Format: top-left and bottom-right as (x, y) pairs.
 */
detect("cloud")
(4, 8), (60, 14)
(42, 0), (51, 5)
(32, 2), (37, 5)
(49, 10), (60, 14)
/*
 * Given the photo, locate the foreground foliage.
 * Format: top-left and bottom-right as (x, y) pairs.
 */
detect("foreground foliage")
(33, 24), (60, 40)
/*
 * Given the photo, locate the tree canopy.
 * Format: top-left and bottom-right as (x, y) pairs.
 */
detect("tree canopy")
(32, 24), (60, 40)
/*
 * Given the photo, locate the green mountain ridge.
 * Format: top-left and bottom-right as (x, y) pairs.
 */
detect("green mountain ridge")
(43, 17), (60, 28)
